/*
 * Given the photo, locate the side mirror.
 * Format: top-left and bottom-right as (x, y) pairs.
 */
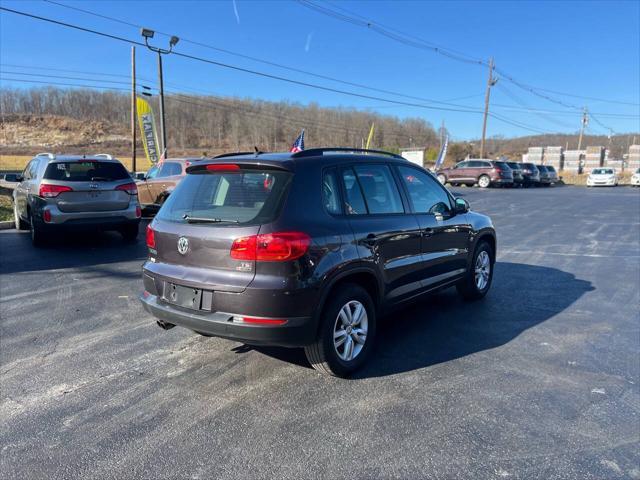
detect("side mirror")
(454, 197), (470, 214)
(4, 173), (21, 182)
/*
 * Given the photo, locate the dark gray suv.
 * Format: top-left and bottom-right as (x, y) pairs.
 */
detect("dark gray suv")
(140, 148), (496, 377)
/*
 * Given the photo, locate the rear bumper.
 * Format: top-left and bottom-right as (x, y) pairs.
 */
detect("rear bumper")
(34, 201), (140, 228)
(36, 216), (140, 231)
(492, 177), (513, 184)
(140, 292), (316, 347)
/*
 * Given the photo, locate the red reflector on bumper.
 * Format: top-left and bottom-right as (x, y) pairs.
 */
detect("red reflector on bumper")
(234, 316), (287, 325)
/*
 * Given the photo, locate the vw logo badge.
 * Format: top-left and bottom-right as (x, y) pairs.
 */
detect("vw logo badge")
(177, 236), (189, 255)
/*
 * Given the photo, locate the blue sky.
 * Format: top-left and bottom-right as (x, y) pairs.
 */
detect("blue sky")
(1, 0), (639, 140)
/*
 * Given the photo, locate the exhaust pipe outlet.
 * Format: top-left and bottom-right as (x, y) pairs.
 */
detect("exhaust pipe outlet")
(156, 320), (176, 330)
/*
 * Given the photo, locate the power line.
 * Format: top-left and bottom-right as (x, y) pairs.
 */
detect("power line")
(297, 0), (640, 109)
(42, 0), (482, 109)
(0, 6), (488, 116)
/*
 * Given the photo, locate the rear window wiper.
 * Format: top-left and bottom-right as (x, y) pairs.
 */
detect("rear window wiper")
(183, 214), (240, 224)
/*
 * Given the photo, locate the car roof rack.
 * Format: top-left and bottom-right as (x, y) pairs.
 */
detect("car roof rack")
(94, 153), (114, 160)
(36, 152), (56, 159)
(291, 147), (405, 160)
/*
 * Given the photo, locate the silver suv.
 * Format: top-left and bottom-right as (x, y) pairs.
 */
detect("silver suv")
(11, 153), (141, 246)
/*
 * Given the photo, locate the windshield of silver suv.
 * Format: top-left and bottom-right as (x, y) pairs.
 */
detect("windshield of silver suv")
(157, 168), (292, 225)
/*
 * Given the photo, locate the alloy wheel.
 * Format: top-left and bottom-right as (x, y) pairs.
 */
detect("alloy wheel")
(475, 250), (491, 290)
(333, 300), (368, 362)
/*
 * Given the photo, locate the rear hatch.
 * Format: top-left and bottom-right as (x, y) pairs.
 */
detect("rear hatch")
(148, 164), (293, 292)
(43, 160), (134, 212)
(494, 161), (513, 179)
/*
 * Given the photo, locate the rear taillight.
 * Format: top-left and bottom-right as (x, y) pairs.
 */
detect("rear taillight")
(230, 232), (311, 261)
(116, 182), (138, 195)
(135, 206), (142, 218)
(206, 164), (240, 172)
(43, 209), (52, 222)
(146, 225), (156, 249)
(39, 183), (73, 198)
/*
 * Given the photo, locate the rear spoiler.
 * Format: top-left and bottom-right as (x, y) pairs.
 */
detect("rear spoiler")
(186, 161), (291, 174)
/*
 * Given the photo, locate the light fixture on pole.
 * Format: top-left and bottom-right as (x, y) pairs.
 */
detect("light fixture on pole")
(140, 28), (179, 159)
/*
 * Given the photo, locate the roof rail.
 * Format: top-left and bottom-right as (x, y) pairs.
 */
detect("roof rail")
(213, 151), (261, 159)
(291, 147), (405, 160)
(36, 152), (56, 159)
(94, 153), (113, 160)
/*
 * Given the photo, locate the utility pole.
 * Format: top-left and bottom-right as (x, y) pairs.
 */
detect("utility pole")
(157, 52), (167, 158)
(577, 107), (588, 151)
(131, 46), (137, 173)
(439, 119), (445, 148)
(480, 57), (497, 159)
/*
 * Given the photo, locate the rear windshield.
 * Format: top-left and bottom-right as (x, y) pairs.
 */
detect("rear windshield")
(537, 166), (547, 172)
(494, 162), (511, 170)
(522, 164), (538, 170)
(546, 166), (556, 172)
(44, 161), (129, 182)
(507, 163), (521, 170)
(157, 170), (292, 225)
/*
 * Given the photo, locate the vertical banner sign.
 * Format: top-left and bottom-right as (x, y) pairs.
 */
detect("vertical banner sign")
(365, 123), (375, 150)
(434, 135), (449, 170)
(136, 97), (160, 164)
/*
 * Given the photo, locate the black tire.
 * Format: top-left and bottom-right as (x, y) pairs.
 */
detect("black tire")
(29, 212), (45, 247)
(456, 241), (494, 301)
(120, 222), (140, 242)
(304, 283), (376, 377)
(13, 202), (28, 230)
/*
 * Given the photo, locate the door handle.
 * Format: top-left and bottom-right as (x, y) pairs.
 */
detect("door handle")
(363, 234), (378, 246)
(422, 228), (434, 237)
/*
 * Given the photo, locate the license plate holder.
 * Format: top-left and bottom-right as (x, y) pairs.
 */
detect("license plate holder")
(164, 283), (203, 310)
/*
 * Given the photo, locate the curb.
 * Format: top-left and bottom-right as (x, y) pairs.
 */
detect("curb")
(0, 221), (14, 230)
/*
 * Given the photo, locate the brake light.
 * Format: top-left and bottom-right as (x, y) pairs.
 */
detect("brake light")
(230, 232), (311, 261)
(116, 182), (138, 195)
(146, 225), (156, 249)
(39, 183), (73, 198)
(206, 164), (240, 172)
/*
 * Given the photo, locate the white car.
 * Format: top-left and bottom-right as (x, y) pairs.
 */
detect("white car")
(587, 168), (618, 187)
(631, 168), (640, 187)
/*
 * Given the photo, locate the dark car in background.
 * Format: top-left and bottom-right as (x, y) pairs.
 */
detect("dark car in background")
(544, 165), (559, 184)
(537, 165), (553, 186)
(520, 163), (541, 187)
(140, 148), (497, 377)
(10, 153), (141, 246)
(436, 159), (513, 188)
(506, 162), (524, 186)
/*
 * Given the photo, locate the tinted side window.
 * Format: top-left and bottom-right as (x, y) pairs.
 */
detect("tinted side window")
(322, 169), (342, 215)
(29, 159), (41, 179)
(468, 161), (485, 168)
(23, 160), (35, 179)
(456, 161), (469, 169)
(158, 162), (182, 177)
(398, 166), (452, 215)
(353, 165), (404, 214)
(146, 165), (160, 179)
(341, 168), (367, 215)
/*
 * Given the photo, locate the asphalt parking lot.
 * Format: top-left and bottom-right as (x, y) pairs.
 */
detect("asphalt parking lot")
(1, 185), (639, 479)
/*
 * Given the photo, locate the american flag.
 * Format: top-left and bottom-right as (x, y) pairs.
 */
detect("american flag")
(290, 129), (305, 153)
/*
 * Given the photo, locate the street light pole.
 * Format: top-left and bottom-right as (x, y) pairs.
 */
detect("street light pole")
(157, 51), (167, 158)
(140, 28), (179, 160)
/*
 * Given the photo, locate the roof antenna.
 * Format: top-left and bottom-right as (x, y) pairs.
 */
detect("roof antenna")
(254, 146), (262, 155)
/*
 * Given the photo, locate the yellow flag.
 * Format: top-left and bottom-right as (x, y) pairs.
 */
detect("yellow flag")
(365, 123), (375, 149)
(136, 97), (161, 164)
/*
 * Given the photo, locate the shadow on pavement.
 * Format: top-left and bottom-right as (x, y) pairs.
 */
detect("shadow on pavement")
(0, 221), (149, 275)
(249, 262), (594, 377)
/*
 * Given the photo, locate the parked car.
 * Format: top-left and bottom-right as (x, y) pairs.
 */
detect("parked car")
(140, 148), (497, 377)
(536, 165), (554, 186)
(506, 162), (524, 187)
(10, 153), (141, 246)
(587, 168), (618, 187)
(630, 168), (640, 186)
(520, 163), (541, 187)
(436, 159), (513, 188)
(136, 158), (195, 211)
(545, 165), (559, 184)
